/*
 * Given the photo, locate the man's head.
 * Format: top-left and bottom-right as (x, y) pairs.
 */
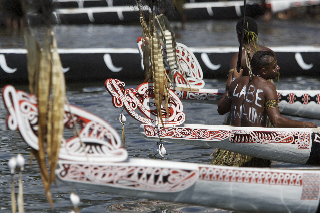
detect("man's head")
(251, 51), (280, 79)
(236, 16), (258, 44)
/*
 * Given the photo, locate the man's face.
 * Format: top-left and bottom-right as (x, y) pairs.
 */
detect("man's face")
(264, 57), (280, 79)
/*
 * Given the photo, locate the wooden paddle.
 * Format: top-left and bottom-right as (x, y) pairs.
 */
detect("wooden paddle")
(237, 0), (247, 73)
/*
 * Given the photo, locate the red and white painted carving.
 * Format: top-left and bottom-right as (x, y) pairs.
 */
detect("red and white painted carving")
(301, 173), (320, 200)
(143, 125), (230, 140)
(199, 167), (320, 201)
(230, 130), (311, 149)
(137, 37), (205, 89)
(143, 125), (311, 149)
(174, 90), (222, 101)
(302, 94), (311, 105)
(57, 162), (198, 192)
(2, 85), (127, 162)
(105, 78), (185, 125)
(199, 167), (303, 186)
(287, 93), (297, 104)
(175, 43), (205, 89)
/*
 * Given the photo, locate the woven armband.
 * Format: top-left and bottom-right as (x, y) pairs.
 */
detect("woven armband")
(265, 100), (278, 109)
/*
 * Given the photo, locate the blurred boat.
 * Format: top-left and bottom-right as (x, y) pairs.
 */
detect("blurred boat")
(0, 45), (319, 84)
(1, 0), (318, 26)
(48, 0), (320, 24)
(53, 1), (262, 24)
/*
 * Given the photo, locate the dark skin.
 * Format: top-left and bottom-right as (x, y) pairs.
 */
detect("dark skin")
(226, 34), (274, 91)
(218, 57), (317, 128)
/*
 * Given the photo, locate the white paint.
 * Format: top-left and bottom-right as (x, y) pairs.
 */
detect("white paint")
(234, 3), (242, 17)
(239, 85), (247, 99)
(233, 84), (239, 98)
(206, 6), (214, 16)
(0, 54), (17, 73)
(117, 9), (124, 20)
(106, 0), (113, 7)
(295, 53), (313, 70)
(77, 0), (84, 8)
(232, 84), (265, 124)
(140, 58), (144, 70)
(201, 53), (221, 70)
(248, 107), (258, 123)
(233, 84), (247, 98)
(87, 10), (95, 22)
(62, 67), (70, 73)
(184, 1), (246, 9)
(245, 85), (255, 103)
(231, 105), (242, 120)
(255, 89), (263, 108)
(103, 54), (122, 72)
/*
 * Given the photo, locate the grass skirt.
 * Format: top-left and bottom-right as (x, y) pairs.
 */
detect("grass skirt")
(211, 113), (271, 167)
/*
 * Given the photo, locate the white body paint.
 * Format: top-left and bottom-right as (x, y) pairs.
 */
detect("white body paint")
(232, 83), (265, 124)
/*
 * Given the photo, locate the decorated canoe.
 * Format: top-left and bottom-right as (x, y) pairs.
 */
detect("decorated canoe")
(56, 158), (320, 213)
(2, 85), (128, 163)
(105, 78), (320, 165)
(3, 84), (320, 213)
(141, 123), (320, 165)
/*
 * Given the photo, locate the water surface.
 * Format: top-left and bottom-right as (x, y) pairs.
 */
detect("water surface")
(0, 18), (320, 212)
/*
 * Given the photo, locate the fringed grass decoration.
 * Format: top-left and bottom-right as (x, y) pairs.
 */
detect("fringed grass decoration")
(138, 1), (171, 127)
(30, 30), (66, 210)
(211, 113), (271, 167)
(36, 29), (54, 208)
(21, 0), (66, 209)
(211, 149), (271, 167)
(3, 0), (66, 210)
(48, 32), (66, 184)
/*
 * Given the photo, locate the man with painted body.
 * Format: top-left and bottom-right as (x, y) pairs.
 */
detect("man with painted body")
(218, 51), (317, 128)
(225, 16), (274, 92)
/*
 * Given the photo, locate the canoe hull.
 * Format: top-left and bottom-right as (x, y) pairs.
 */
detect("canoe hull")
(141, 124), (320, 165)
(56, 158), (320, 213)
(1, 47), (319, 85)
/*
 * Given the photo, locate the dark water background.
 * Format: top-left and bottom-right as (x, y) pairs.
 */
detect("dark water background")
(0, 17), (320, 212)
(0, 18), (319, 49)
